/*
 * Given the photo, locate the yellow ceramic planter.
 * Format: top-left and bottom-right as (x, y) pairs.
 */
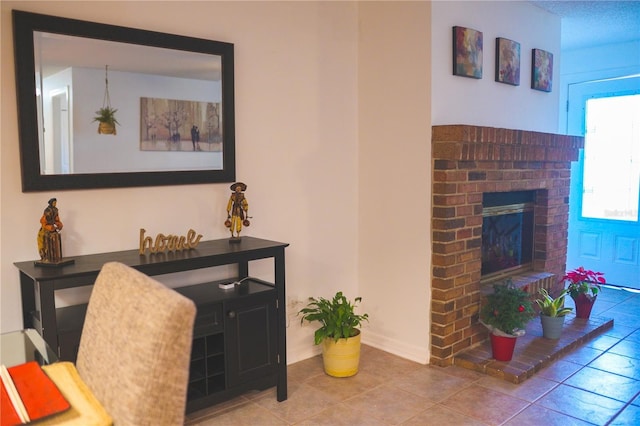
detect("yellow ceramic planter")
(322, 331), (361, 377)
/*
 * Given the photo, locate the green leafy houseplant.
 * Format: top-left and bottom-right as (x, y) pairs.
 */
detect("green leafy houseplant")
(536, 288), (573, 317)
(480, 280), (535, 337)
(93, 106), (120, 126)
(298, 291), (369, 344)
(563, 266), (606, 300)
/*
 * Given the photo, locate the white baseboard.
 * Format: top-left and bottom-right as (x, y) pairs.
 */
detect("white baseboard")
(286, 342), (322, 365)
(286, 331), (429, 365)
(361, 330), (429, 364)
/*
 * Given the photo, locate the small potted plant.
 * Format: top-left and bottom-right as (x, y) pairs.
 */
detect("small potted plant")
(563, 266), (606, 319)
(93, 106), (120, 135)
(298, 291), (368, 377)
(480, 280), (535, 361)
(536, 288), (573, 339)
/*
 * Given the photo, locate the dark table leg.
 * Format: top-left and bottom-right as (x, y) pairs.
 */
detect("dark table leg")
(19, 272), (36, 329)
(34, 280), (58, 354)
(275, 247), (287, 402)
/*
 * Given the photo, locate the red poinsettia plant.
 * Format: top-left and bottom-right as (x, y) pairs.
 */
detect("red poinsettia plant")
(563, 266), (606, 300)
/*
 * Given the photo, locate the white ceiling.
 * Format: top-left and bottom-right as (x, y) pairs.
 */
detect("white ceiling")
(529, 0), (640, 50)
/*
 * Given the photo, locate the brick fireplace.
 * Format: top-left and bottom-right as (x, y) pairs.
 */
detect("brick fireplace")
(430, 124), (584, 366)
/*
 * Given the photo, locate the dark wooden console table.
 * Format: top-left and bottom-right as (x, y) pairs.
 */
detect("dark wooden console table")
(14, 236), (289, 409)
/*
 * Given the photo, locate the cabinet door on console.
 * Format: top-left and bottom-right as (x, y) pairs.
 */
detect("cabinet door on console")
(224, 289), (278, 387)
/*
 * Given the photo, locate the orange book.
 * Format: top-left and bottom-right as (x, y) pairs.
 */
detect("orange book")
(1, 362), (70, 426)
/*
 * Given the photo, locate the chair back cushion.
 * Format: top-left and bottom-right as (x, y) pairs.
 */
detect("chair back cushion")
(76, 262), (196, 426)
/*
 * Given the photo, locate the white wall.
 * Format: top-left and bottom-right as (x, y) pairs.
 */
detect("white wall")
(358, 1), (432, 363)
(1, 1), (361, 366)
(431, 1), (561, 133)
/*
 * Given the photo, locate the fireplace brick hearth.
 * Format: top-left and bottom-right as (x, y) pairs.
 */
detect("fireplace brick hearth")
(430, 124), (584, 366)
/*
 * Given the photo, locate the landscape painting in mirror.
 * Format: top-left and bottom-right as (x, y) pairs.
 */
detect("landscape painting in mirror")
(140, 97), (222, 157)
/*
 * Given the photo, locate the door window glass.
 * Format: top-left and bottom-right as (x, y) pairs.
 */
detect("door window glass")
(582, 94), (640, 222)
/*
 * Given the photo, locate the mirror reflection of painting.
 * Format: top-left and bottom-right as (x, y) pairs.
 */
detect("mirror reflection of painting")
(140, 98), (222, 152)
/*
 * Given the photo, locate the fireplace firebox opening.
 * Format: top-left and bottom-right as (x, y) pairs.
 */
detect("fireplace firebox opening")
(481, 191), (535, 280)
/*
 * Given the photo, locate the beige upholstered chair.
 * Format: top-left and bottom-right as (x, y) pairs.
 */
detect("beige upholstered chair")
(74, 261), (196, 425)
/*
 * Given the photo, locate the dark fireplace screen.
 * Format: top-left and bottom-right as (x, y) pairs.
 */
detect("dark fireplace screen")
(482, 191), (534, 276)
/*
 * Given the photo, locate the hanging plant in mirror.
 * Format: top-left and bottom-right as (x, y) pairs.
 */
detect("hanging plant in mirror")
(93, 65), (119, 135)
(93, 106), (120, 135)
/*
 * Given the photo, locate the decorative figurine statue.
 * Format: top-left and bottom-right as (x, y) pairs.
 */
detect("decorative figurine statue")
(37, 198), (64, 264)
(225, 182), (250, 242)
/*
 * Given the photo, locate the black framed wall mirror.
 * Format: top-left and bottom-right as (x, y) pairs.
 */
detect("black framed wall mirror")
(12, 10), (235, 192)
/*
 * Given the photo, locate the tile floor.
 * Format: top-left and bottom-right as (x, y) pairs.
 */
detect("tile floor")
(185, 286), (640, 425)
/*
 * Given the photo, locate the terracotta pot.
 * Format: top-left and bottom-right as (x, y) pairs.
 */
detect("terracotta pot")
(573, 293), (596, 319)
(490, 333), (517, 361)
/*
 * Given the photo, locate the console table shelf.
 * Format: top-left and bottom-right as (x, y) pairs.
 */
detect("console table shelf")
(14, 236), (289, 409)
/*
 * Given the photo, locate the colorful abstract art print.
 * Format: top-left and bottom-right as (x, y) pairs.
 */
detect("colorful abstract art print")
(453, 26), (483, 79)
(495, 37), (520, 86)
(531, 48), (553, 92)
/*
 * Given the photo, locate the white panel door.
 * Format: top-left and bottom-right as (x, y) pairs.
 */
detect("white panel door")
(567, 76), (640, 288)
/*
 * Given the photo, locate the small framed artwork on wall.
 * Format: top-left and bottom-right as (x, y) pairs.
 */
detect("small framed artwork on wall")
(453, 26), (483, 79)
(531, 48), (553, 92)
(495, 37), (520, 86)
